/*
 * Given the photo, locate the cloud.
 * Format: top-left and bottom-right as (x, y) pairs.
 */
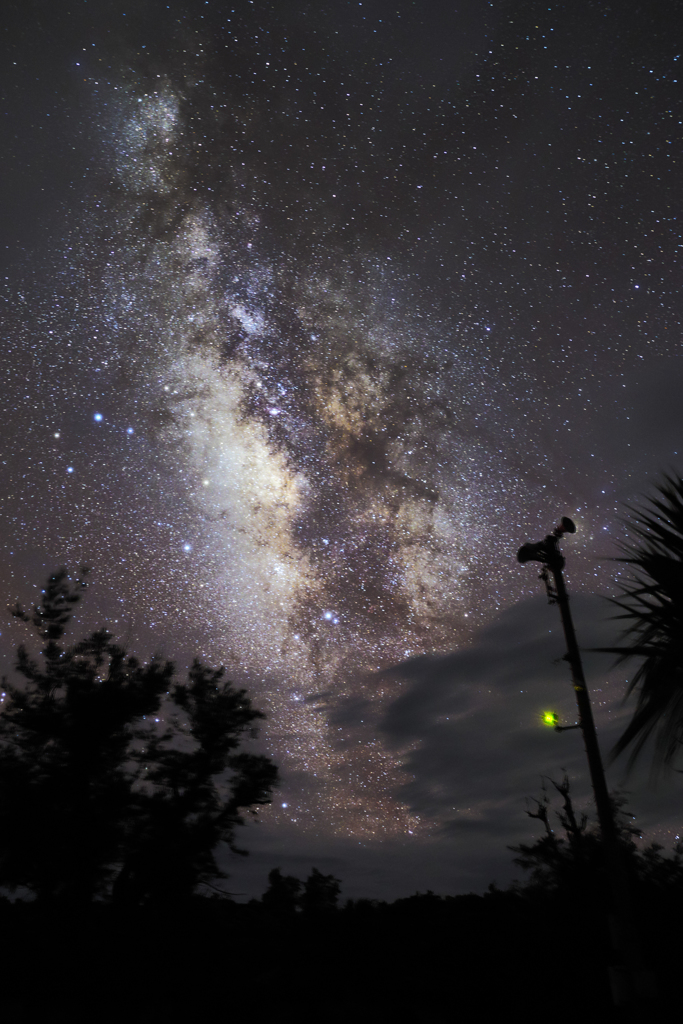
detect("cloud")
(378, 594), (632, 844)
(222, 582), (682, 901)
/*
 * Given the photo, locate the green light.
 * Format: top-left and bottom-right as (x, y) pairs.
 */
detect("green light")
(542, 711), (558, 728)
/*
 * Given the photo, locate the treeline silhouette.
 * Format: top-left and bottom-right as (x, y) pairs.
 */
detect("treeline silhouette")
(1, 801), (683, 1023)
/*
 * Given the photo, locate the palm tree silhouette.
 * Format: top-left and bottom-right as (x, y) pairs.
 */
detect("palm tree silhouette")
(599, 475), (683, 769)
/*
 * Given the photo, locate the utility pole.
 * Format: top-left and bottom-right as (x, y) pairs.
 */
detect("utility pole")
(517, 517), (657, 1009)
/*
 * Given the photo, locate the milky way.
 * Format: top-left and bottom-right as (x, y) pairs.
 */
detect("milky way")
(2, 1), (683, 884)
(97, 77), (513, 836)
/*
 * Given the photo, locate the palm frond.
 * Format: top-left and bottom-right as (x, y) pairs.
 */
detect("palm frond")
(605, 475), (683, 769)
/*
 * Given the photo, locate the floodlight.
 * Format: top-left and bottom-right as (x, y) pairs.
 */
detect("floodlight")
(517, 540), (548, 564)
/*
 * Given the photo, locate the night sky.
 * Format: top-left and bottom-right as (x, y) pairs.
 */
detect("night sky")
(2, 0), (683, 901)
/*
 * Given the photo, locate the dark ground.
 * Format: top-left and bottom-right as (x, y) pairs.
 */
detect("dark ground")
(0, 886), (679, 1023)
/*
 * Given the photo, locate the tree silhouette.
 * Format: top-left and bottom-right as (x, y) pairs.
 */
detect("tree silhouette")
(510, 775), (683, 898)
(0, 569), (278, 904)
(596, 475), (683, 768)
(261, 866), (341, 914)
(509, 776), (637, 900)
(300, 866), (341, 913)
(261, 867), (302, 915)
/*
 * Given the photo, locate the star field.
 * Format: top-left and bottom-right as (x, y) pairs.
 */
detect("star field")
(1, 0), (683, 893)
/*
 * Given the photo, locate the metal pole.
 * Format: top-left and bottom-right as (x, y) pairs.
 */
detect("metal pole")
(518, 519), (657, 1008)
(544, 536), (618, 846)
